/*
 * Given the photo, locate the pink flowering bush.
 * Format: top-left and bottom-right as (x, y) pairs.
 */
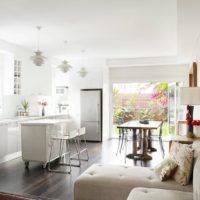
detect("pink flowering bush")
(151, 83), (168, 109)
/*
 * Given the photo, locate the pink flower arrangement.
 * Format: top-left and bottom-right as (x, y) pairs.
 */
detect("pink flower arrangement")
(38, 101), (48, 107)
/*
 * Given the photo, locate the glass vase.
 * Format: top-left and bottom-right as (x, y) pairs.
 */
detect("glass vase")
(42, 106), (45, 116)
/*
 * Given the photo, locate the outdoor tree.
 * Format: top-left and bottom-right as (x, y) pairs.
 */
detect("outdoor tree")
(150, 82), (168, 121)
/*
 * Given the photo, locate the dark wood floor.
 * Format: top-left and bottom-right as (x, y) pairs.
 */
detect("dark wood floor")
(0, 139), (169, 200)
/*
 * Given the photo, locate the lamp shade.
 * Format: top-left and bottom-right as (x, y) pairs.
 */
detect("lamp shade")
(180, 87), (200, 105)
(58, 60), (72, 73)
(78, 67), (87, 77)
(31, 51), (47, 66)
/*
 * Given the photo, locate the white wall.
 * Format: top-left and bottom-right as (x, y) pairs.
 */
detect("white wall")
(66, 58), (105, 131)
(103, 63), (189, 138)
(102, 65), (110, 140)
(0, 51), (14, 95)
(177, 0), (200, 125)
(177, 0), (200, 63)
(177, 0), (200, 119)
(0, 39), (52, 96)
(0, 39), (53, 118)
(0, 54), (3, 112)
(110, 64), (188, 83)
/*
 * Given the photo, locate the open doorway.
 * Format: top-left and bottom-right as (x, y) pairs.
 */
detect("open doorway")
(112, 82), (183, 138)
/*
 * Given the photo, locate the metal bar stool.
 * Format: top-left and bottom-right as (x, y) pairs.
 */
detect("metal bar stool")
(77, 127), (89, 161)
(54, 123), (81, 167)
(48, 134), (72, 174)
(68, 129), (81, 167)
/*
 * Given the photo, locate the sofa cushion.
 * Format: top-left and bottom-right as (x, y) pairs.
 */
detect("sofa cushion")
(192, 140), (200, 165)
(154, 158), (177, 181)
(193, 156), (200, 200)
(169, 142), (193, 185)
(74, 164), (192, 200)
(127, 187), (193, 200)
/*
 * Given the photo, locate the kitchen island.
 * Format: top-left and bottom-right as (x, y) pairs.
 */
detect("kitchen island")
(21, 118), (71, 168)
(0, 114), (70, 164)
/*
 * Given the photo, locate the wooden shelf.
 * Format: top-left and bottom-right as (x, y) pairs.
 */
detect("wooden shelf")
(169, 135), (200, 149)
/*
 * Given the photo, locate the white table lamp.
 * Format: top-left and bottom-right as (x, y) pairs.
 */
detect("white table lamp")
(180, 87), (200, 105)
(180, 87), (200, 137)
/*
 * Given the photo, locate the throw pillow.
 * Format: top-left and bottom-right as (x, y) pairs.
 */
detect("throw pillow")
(192, 141), (200, 165)
(154, 158), (177, 181)
(169, 142), (194, 186)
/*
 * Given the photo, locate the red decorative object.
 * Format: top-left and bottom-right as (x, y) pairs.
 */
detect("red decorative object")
(192, 120), (200, 126)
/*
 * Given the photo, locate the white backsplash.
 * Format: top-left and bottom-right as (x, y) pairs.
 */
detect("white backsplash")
(0, 95), (56, 119)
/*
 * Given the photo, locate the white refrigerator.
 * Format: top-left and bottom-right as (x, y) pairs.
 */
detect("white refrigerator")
(81, 89), (102, 142)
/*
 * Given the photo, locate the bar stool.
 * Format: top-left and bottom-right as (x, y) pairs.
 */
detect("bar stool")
(55, 123), (81, 167)
(68, 129), (81, 167)
(77, 127), (89, 161)
(48, 133), (72, 174)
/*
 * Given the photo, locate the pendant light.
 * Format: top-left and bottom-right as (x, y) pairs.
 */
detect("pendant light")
(78, 50), (88, 77)
(30, 26), (47, 66)
(58, 40), (72, 73)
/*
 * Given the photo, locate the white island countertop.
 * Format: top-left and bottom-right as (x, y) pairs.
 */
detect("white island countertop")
(21, 118), (71, 125)
(0, 114), (70, 125)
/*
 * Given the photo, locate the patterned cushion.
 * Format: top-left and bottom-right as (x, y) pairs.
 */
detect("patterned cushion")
(193, 156), (200, 200)
(169, 142), (193, 186)
(192, 140), (200, 165)
(154, 158), (177, 181)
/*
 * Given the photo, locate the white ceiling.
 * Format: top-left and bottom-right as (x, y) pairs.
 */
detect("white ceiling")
(0, 0), (177, 59)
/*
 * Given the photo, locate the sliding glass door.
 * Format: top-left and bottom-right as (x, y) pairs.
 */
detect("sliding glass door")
(168, 82), (184, 135)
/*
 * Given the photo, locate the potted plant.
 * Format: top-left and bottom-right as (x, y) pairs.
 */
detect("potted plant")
(21, 100), (29, 116)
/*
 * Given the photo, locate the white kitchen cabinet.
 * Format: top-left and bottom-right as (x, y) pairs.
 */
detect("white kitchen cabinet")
(21, 119), (71, 168)
(0, 125), (8, 159)
(14, 60), (22, 95)
(0, 122), (21, 163)
(0, 115), (70, 163)
(7, 122), (21, 154)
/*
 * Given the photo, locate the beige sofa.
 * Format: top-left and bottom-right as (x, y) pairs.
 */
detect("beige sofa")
(127, 156), (200, 200)
(74, 156), (200, 200)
